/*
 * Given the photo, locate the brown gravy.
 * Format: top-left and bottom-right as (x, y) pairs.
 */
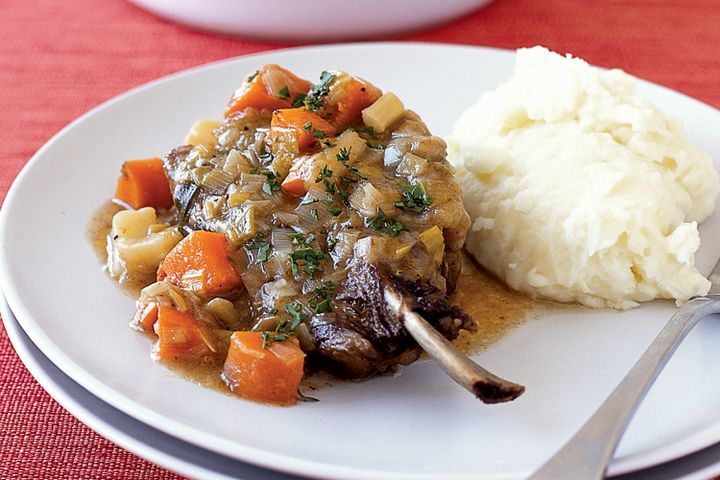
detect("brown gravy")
(88, 203), (535, 397)
(451, 253), (534, 354)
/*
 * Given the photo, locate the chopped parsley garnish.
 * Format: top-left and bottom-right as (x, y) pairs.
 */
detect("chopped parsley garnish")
(261, 331), (287, 348)
(287, 233), (325, 277)
(291, 93), (307, 108)
(277, 85), (290, 100)
(313, 129), (327, 139)
(309, 281), (336, 314)
(336, 147), (351, 164)
(247, 70), (259, 82)
(289, 248), (325, 277)
(260, 301), (306, 348)
(356, 126), (375, 135)
(303, 121), (313, 133)
(395, 181), (432, 213)
(366, 208), (405, 237)
(257, 169), (280, 195)
(285, 301), (306, 330)
(326, 233), (338, 252)
(327, 206), (342, 216)
(245, 233), (272, 264)
(310, 207), (319, 220)
(322, 139), (337, 148)
(348, 166), (367, 180)
(315, 164), (335, 194)
(303, 71), (336, 111)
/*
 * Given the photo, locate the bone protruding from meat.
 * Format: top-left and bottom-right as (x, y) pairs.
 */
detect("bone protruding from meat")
(384, 288), (525, 404)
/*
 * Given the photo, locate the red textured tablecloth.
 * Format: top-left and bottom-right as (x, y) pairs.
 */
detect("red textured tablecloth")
(1, 1), (718, 478)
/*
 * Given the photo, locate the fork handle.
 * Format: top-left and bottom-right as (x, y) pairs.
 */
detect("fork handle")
(529, 297), (720, 480)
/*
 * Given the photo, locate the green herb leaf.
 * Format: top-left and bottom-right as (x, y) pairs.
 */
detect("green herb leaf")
(303, 121), (313, 133)
(336, 147), (351, 164)
(285, 301), (306, 330)
(308, 281), (336, 314)
(322, 139), (337, 148)
(396, 181), (432, 214)
(277, 85), (291, 100)
(247, 70), (259, 83)
(245, 235), (272, 264)
(289, 248), (325, 277)
(349, 166), (367, 180)
(366, 207), (405, 237)
(313, 129), (326, 139)
(291, 93), (307, 108)
(327, 233), (338, 252)
(302, 71), (336, 111)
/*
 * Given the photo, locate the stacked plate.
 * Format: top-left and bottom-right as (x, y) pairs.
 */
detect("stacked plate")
(2, 43), (720, 479)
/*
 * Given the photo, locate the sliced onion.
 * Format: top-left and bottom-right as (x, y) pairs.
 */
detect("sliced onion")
(272, 212), (300, 227)
(240, 172), (268, 184)
(271, 228), (295, 255)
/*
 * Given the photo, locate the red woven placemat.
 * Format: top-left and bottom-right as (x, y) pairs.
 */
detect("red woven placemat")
(1, 0), (718, 478)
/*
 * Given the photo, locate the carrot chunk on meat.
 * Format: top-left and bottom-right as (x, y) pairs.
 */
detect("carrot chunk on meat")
(222, 332), (305, 405)
(271, 108), (335, 153)
(327, 77), (382, 131)
(157, 231), (242, 295)
(154, 306), (218, 361)
(225, 65), (311, 117)
(115, 158), (173, 210)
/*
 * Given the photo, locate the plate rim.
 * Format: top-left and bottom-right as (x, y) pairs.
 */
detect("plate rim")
(2, 41), (720, 480)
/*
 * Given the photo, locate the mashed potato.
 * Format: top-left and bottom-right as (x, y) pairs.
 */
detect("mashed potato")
(447, 46), (719, 309)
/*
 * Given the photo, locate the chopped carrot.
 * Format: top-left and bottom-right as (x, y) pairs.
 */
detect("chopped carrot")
(222, 332), (305, 405)
(154, 306), (217, 361)
(327, 77), (382, 131)
(115, 158), (173, 210)
(131, 302), (159, 333)
(271, 108), (335, 153)
(157, 231), (242, 295)
(280, 176), (308, 197)
(225, 65), (312, 117)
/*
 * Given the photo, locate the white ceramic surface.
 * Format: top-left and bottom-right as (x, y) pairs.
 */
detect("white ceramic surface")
(0, 295), (302, 480)
(4, 294), (720, 480)
(128, 0), (493, 42)
(1, 43), (720, 480)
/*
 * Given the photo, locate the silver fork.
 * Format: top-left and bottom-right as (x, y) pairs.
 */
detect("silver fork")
(529, 260), (720, 480)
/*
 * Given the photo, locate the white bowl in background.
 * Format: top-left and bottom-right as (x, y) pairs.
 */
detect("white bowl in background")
(128, 0), (493, 42)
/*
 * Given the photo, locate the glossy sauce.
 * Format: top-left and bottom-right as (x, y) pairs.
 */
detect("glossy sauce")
(88, 203), (534, 397)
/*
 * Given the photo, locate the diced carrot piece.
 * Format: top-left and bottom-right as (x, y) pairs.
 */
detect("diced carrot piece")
(328, 78), (382, 131)
(225, 65), (312, 117)
(271, 108), (335, 153)
(157, 231), (242, 295)
(115, 158), (173, 210)
(280, 176), (308, 197)
(222, 332), (305, 405)
(154, 306), (217, 361)
(131, 302), (159, 333)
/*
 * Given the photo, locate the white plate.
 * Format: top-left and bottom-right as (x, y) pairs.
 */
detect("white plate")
(0, 293), (304, 480)
(4, 294), (720, 480)
(2, 43), (720, 479)
(129, 0), (493, 41)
